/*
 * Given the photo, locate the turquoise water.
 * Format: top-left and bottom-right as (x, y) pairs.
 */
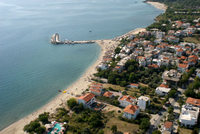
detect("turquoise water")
(0, 0), (163, 130)
(48, 123), (62, 134)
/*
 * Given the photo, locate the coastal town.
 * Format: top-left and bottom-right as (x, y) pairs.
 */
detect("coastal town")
(1, 0), (200, 134)
(22, 8), (200, 133)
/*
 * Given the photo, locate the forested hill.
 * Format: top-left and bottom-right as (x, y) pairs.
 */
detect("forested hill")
(148, 0), (200, 9)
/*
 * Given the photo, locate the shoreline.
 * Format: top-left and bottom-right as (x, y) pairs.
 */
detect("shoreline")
(0, 28), (146, 134)
(146, 1), (168, 11)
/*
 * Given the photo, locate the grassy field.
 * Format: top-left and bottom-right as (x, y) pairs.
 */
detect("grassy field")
(184, 37), (200, 44)
(178, 128), (193, 134)
(103, 84), (125, 91)
(103, 117), (139, 134)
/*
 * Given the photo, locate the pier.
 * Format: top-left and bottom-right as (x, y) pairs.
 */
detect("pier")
(50, 33), (95, 45)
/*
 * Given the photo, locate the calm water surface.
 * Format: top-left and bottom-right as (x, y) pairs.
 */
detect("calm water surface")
(0, 0), (163, 130)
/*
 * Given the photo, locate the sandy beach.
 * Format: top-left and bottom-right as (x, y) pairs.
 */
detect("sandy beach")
(146, 1), (168, 11)
(0, 28), (146, 134)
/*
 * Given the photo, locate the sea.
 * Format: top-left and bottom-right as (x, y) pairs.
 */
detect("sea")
(0, 0), (163, 130)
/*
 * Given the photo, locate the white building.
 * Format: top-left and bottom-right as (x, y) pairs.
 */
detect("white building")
(118, 95), (137, 107)
(123, 105), (140, 120)
(97, 63), (108, 70)
(138, 96), (150, 111)
(78, 93), (96, 108)
(155, 87), (171, 96)
(179, 104), (199, 127)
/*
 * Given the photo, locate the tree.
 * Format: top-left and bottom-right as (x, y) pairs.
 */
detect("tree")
(168, 89), (176, 98)
(168, 106), (174, 114)
(115, 47), (121, 54)
(139, 118), (150, 130)
(152, 130), (161, 134)
(24, 120), (45, 134)
(35, 126), (46, 134)
(67, 98), (77, 109)
(38, 112), (49, 124)
(111, 125), (117, 134)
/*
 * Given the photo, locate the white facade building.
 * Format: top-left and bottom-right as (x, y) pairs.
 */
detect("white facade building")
(123, 105), (140, 120)
(78, 93), (96, 108)
(118, 95), (137, 107)
(179, 104), (199, 127)
(138, 96), (150, 111)
(155, 87), (171, 96)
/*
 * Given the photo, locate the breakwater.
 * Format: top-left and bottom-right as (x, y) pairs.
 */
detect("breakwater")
(51, 33), (95, 44)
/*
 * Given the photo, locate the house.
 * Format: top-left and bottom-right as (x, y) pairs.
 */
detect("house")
(175, 21), (183, 28)
(162, 121), (173, 134)
(162, 69), (181, 85)
(113, 65), (124, 72)
(176, 48), (184, 56)
(103, 91), (114, 98)
(148, 64), (159, 69)
(196, 69), (200, 78)
(118, 95), (137, 107)
(186, 97), (200, 108)
(137, 56), (146, 67)
(78, 93), (96, 108)
(155, 86), (171, 96)
(89, 82), (103, 96)
(179, 104), (199, 127)
(181, 23), (190, 29)
(178, 63), (189, 73)
(123, 105), (140, 120)
(128, 83), (139, 89)
(188, 55), (198, 66)
(167, 36), (179, 43)
(97, 63), (108, 70)
(138, 96), (150, 111)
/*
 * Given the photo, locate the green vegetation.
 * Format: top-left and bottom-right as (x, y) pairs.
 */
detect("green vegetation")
(95, 59), (165, 89)
(103, 112), (139, 134)
(24, 120), (45, 134)
(96, 96), (120, 106)
(38, 112), (49, 125)
(185, 77), (200, 98)
(67, 98), (78, 109)
(152, 130), (162, 134)
(184, 37), (200, 44)
(139, 118), (150, 131)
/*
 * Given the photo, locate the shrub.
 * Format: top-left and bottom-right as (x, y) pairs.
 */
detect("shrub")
(67, 98), (78, 109)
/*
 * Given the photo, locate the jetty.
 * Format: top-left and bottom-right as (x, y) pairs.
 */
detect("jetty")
(50, 33), (95, 45)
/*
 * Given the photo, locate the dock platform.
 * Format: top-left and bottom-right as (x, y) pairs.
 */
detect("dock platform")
(50, 33), (95, 45)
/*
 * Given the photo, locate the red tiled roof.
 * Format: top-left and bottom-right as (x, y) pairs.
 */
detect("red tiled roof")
(163, 57), (169, 60)
(130, 83), (139, 87)
(176, 21), (183, 25)
(194, 48), (199, 52)
(159, 84), (169, 88)
(186, 51), (192, 54)
(164, 121), (173, 129)
(186, 97), (200, 107)
(137, 56), (145, 59)
(181, 56), (187, 60)
(148, 64), (159, 68)
(178, 63), (188, 68)
(120, 95), (136, 103)
(177, 48), (183, 52)
(183, 60), (189, 64)
(124, 105), (139, 114)
(90, 88), (101, 93)
(189, 55), (198, 60)
(78, 93), (95, 102)
(103, 91), (113, 97)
